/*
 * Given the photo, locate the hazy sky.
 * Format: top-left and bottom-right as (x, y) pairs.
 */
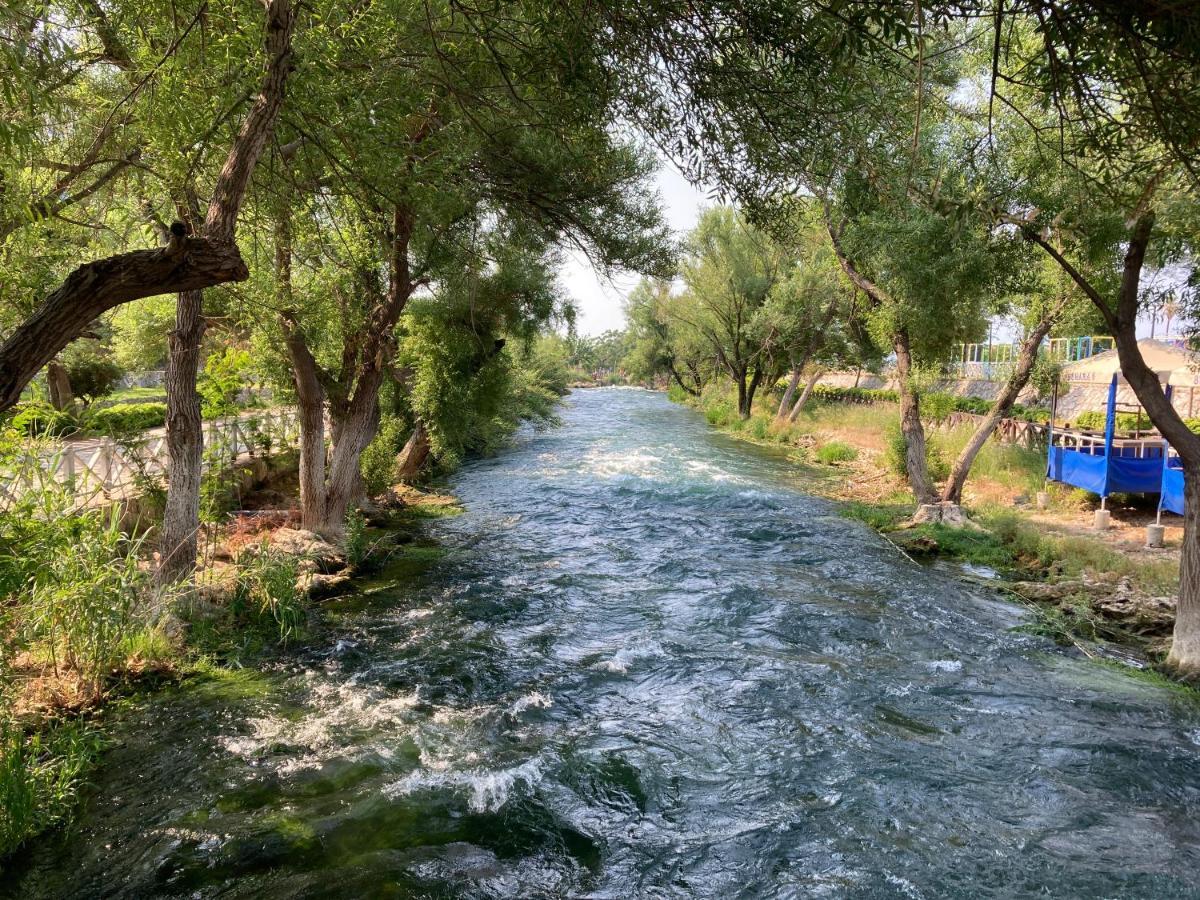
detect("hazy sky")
(559, 160), (712, 336)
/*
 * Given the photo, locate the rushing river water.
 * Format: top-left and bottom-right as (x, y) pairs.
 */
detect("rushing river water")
(9, 388), (1200, 898)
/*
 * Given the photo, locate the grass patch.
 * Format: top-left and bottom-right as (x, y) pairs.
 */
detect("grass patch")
(841, 501), (911, 531)
(816, 441), (857, 464)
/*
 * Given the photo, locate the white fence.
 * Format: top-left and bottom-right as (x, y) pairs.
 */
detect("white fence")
(1, 408), (299, 507)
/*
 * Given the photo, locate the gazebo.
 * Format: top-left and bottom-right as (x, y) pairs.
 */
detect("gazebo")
(1046, 340), (1192, 509)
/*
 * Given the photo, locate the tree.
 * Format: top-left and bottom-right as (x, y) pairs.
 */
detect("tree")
(0, 0), (298, 411)
(665, 207), (796, 419)
(622, 279), (710, 395)
(251, 1), (670, 533)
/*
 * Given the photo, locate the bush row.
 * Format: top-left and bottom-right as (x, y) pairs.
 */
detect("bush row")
(6, 401), (169, 437)
(1071, 409), (1200, 435)
(85, 402), (167, 434)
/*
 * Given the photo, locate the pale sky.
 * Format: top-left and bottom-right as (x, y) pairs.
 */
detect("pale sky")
(559, 160), (712, 336)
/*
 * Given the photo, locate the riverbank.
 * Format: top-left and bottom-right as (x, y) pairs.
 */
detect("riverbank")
(0, 479), (460, 868)
(679, 387), (1185, 674)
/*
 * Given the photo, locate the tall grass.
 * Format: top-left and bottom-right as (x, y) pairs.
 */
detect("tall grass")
(0, 720), (102, 861)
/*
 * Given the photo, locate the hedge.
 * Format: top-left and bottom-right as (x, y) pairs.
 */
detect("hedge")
(85, 402), (167, 435)
(8, 403), (77, 437)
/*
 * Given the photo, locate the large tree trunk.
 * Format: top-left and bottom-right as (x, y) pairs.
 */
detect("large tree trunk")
(46, 361), (74, 411)
(395, 420), (432, 482)
(286, 332), (328, 532)
(787, 366), (824, 422)
(323, 395), (381, 532)
(735, 372), (750, 419)
(1171, 466), (1200, 673)
(157, 289), (205, 586)
(893, 328), (936, 504)
(941, 309), (1060, 504)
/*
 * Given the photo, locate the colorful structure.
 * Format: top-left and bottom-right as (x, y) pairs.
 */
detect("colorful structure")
(1046, 373), (1167, 505)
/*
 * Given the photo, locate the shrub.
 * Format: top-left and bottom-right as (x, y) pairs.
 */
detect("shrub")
(361, 415), (406, 497)
(344, 509), (369, 568)
(199, 347), (252, 418)
(921, 391), (957, 424)
(8, 403), (76, 437)
(816, 441), (858, 464)
(63, 349), (122, 404)
(1074, 410), (1147, 433)
(748, 417), (770, 440)
(85, 402), (166, 435)
(885, 423), (949, 483)
(23, 506), (145, 694)
(884, 423), (909, 478)
(233, 550), (304, 643)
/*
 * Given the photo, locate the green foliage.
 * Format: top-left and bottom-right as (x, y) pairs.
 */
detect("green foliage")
(22, 505), (145, 694)
(233, 550), (304, 644)
(1074, 410), (1152, 433)
(8, 403), (76, 437)
(816, 441), (858, 464)
(883, 423), (909, 479)
(84, 402), (166, 435)
(59, 342), (122, 406)
(344, 510), (369, 569)
(360, 416), (405, 497)
(110, 297), (175, 373)
(0, 720), (103, 861)
(921, 391), (957, 424)
(199, 348), (252, 418)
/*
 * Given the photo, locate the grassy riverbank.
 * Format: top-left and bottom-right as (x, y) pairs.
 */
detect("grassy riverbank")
(0, 479), (459, 867)
(679, 385), (1184, 668)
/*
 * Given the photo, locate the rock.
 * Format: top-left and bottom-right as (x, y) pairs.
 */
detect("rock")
(268, 528), (345, 573)
(297, 572), (354, 602)
(911, 502), (973, 527)
(1010, 580), (1086, 602)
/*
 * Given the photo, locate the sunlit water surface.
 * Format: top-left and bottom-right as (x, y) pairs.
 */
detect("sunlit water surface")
(8, 388), (1200, 898)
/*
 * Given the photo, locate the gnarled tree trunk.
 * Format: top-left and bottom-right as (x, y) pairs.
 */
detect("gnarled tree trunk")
(285, 332), (328, 532)
(157, 289), (205, 586)
(154, 0), (297, 586)
(323, 394), (381, 532)
(0, 233), (246, 411)
(941, 308), (1060, 504)
(893, 328), (936, 504)
(395, 420), (431, 482)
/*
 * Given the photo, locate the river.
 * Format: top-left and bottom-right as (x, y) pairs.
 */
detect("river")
(8, 387), (1200, 898)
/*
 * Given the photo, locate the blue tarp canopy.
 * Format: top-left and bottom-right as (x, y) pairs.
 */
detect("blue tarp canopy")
(1161, 461), (1185, 516)
(1046, 374), (1166, 499)
(1047, 446), (1164, 496)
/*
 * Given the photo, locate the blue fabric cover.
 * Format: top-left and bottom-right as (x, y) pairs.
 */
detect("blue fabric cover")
(1046, 447), (1164, 497)
(1161, 463), (1185, 516)
(1047, 446), (1107, 494)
